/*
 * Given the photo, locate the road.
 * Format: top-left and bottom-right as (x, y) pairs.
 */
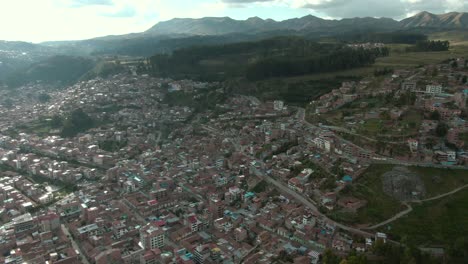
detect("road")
(372, 159), (468, 170)
(252, 165), (374, 238)
(122, 199), (146, 223)
(364, 203), (413, 230)
(178, 183), (207, 203)
(320, 125), (407, 145)
(61, 224), (91, 264)
(297, 107), (371, 155)
(298, 108), (468, 171)
(239, 244), (259, 264)
(418, 184), (468, 202)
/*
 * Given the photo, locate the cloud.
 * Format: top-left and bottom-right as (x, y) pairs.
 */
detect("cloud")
(222, 0), (273, 2)
(68, 0), (114, 7)
(221, 0), (468, 18)
(299, 0), (407, 18)
(101, 5), (136, 17)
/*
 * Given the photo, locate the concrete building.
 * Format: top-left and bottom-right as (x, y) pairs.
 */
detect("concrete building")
(140, 223), (165, 249)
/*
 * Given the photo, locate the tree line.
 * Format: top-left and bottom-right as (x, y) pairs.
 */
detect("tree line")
(406, 40), (450, 52)
(335, 31), (428, 44)
(246, 47), (389, 80)
(148, 36), (387, 81)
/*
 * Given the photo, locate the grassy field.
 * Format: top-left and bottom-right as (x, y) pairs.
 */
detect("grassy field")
(332, 164), (468, 225)
(429, 30), (468, 44)
(334, 164), (403, 225)
(385, 188), (468, 246)
(410, 167), (468, 197)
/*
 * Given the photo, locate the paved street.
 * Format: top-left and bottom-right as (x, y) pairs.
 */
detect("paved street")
(61, 224), (91, 264)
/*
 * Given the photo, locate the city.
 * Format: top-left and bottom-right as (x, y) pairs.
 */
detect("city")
(0, 54), (467, 263)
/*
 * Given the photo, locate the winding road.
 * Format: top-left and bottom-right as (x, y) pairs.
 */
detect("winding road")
(252, 165), (375, 238)
(265, 107), (468, 236)
(364, 184), (468, 230)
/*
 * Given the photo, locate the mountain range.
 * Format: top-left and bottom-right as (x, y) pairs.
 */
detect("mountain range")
(48, 11), (467, 56)
(144, 11), (468, 36)
(1, 11), (466, 87)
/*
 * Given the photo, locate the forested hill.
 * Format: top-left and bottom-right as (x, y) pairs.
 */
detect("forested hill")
(4, 55), (96, 88)
(148, 36), (389, 81)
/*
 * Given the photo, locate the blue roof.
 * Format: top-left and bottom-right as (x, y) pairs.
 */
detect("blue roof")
(342, 175), (353, 182)
(244, 192), (255, 198)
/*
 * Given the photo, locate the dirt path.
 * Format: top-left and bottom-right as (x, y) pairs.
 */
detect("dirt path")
(364, 184), (468, 230)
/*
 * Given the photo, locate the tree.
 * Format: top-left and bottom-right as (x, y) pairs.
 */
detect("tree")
(60, 109), (95, 138)
(50, 115), (63, 128)
(322, 249), (341, 264)
(346, 255), (368, 264)
(38, 93), (51, 103)
(429, 110), (441, 121)
(2, 98), (13, 109)
(435, 122), (448, 137)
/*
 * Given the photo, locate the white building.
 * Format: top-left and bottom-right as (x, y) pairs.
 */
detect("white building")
(426, 85), (443, 94)
(274, 100), (284, 111)
(312, 137), (331, 152)
(140, 224), (165, 249)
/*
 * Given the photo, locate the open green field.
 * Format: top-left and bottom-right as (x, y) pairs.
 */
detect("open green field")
(359, 118), (383, 135)
(385, 188), (468, 247)
(334, 164), (403, 225)
(429, 30), (468, 44)
(332, 164), (468, 225)
(410, 167), (468, 197)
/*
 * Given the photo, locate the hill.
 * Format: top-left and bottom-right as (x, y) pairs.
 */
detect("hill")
(4, 55), (96, 88)
(401, 11), (468, 28)
(146, 12), (467, 37)
(145, 14), (402, 36)
(30, 11), (467, 57)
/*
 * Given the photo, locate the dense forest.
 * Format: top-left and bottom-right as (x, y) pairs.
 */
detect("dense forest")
(406, 40), (450, 52)
(148, 36), (388, 81)
(245, 46), (388, 80)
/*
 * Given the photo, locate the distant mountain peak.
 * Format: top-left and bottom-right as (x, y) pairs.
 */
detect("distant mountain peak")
(401, 11), (468, 28)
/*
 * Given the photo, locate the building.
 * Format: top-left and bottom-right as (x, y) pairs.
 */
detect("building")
(11, 213), (36, 234)
(401, 81), (417, 91)
(38, 213), (60, 232)
(407, 139), (419, 152)
(193, 244), (211, 264)
(274, 100), (284, 111)
(234, 227), (247, 242)
(426, 85), (443, 94)
(312, 137), (331, 153)
(77, 223), (101, 238)
(140, 223), (165, 249)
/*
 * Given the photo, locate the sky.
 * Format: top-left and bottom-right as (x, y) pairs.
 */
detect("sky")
(0, 0), (467, 43)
